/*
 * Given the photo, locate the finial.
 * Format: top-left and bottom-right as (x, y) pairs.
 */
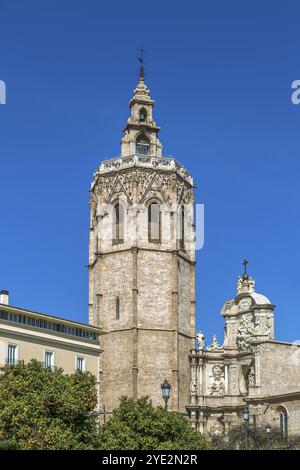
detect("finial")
(138, 45), (145, 79)
(242, 259), (249, 280)
(237, 260), (255, 294)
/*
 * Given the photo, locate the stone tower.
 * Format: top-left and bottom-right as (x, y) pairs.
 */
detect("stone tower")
(88, 71), (195, 412)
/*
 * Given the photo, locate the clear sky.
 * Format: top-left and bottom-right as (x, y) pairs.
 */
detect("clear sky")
(1, 0), (300, 344)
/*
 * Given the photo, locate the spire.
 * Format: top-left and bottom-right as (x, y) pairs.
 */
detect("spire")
(237, 260), (255, 294)
(130, 74), (152, 105)
(138, 46), (145, 79)
(120, 55), (162, 158)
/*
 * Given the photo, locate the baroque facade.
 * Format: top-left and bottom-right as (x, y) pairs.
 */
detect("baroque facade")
(188, 272), (300, 436)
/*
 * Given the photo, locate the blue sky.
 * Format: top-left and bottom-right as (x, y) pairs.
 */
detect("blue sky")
(1, 0), (300, 344)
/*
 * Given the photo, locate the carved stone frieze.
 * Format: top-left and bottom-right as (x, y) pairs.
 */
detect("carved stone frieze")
(236, 313), (254, 351)
(208, 365), (225, 396)
(238, 296), (252, 312)
(254, 312), (272, 336)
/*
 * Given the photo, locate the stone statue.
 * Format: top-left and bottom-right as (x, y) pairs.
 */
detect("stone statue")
(247, 367), (255, 387)
(208, 365), (225, 396)
(236, 314), (254, 351)
(209, 421), (224, 436)
(196, 331), (205, 350)
(190, 379), (197, 394)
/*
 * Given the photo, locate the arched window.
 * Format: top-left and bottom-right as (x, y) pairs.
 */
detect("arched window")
(113, 203), (124, 244)
(115, 297), (120, 320)
(138, 108), (147, 122)
(179, 205), (185, 250)
(277, 407), (288, 439)
(136, 133), (150, 155)
(148, 202), (161, 243)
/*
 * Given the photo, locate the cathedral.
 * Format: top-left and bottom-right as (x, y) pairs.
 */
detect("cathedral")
(88, 67), (300, 436)
(1, 67), (300, 439)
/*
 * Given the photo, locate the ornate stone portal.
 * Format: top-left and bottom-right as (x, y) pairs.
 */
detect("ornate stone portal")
(187, 267), (300, 437)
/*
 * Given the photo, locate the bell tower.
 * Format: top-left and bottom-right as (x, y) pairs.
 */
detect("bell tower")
(88, 70), (196, 413)
(120, 69), (162, 158)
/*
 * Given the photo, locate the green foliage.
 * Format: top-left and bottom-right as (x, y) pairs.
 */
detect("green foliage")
(0, 359), (99, 450)
(99, 396), (209, 450)
(0, 440), (16, 450)
(210, 424), (300, 450)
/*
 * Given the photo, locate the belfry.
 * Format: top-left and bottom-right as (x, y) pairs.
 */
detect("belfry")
(88, 71), (196, 412)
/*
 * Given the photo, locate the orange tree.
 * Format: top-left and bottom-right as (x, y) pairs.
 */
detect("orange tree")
(99, 396), (209, 450)
(0, 359), (99, 450)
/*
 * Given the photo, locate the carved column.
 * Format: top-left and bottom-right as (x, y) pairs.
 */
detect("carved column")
(190, 352), (197, 405)
(254, 346), (261, 387)
(197, 351), (204, 396)
(190, 409), (198, 429)
(229, 363), (238, 395)
(224, 363), (229, 395)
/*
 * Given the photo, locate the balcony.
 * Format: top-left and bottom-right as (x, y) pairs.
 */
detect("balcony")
(91, 154), (193, 189)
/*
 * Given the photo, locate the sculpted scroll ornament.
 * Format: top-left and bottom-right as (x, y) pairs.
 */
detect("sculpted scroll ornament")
(236, 314), (254, 351)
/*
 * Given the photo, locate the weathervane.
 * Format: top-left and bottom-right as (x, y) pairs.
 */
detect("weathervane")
(138, 45), (145, 78)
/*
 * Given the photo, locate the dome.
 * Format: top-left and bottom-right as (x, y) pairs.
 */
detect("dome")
(251, 292), (271, 305)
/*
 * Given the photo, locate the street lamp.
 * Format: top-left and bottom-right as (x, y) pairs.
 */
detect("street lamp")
(161, 378), (171, 410)
(98, 405), (111, 425)
(266, 424), (272, 449)
(243, 406), (250, 450)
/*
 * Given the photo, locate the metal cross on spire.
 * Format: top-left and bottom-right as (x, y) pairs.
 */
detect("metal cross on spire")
(243, 259), (249, 278)
(138, 45), (145, 78)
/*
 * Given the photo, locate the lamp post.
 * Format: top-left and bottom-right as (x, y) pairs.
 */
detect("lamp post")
(161, 378), (171, 410)
(266, 424), (272, 450)
(243, 406), (250, 450)
(98, 405), (110, 425)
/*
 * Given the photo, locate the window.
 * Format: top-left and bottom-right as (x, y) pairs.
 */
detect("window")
(148, 202), (161, 243)
(113, 203), (124, 244)
(0, 310), (97, 341)
(277, 407), (288, 439)
(44, 351), (54, 369)
(138, 108), (147, 122)
(179, 205), (185, 250)
(136, 133), (150, 155)
(7, 344), (17, 366)
(76, 356), (86, 372)
(115, 297), (120, 320)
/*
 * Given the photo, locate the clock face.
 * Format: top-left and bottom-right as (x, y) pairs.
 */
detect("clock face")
(238, 297), (252, 312)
